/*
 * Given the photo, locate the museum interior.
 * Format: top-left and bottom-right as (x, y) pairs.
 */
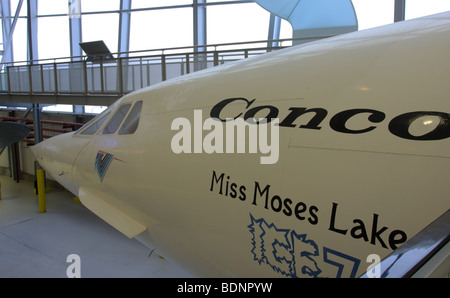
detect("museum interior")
(0, 0), (449, 278)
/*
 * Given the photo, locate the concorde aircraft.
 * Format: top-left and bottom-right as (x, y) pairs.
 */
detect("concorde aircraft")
(31, 12), (450, 278)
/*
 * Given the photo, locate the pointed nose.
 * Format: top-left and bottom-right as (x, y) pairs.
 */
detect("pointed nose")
(31, 132), (79, 195)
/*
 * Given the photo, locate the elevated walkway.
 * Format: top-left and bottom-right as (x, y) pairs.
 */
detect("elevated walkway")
(0, 37), (330, 106)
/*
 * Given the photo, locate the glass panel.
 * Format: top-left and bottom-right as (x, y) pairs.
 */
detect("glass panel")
(81, 0), (120, 12)
(103, 104), (131, 134)
(8, 66), (30, 92)
(30, 65), (42, 92)
(352, 0), (394, 30)
(132, 0), (192, 9)
(42, 104), (73, 112)
(79, 112), (110, 135)
(280, 19), (293, 43)
(130, 8), (192, 51)
(119, 101), (143, 135)
(11, 0), (27, 17)
(82, 13), (119, 54)
(38, 0), (69, 15)
(84, 105), (108, 114)
(207, 3), (270, 45)
(38, 16), (70, 60)
(405, 0), (450, 19)
(207, 0), (242, 2)
(42, 64), (56, 92)
(12, 19), (27, 62)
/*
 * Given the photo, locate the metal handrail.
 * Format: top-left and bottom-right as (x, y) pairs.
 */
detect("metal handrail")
(0, 35), (334, 99)
(0, 35), (333, 68)
(360, 209), (450, 278)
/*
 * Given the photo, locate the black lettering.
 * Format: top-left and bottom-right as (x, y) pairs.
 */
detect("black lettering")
(278, 107), (328, 130)
(294, 202), (307, 221)
(225, 176), (230, 196)
(370, 214), (388, 249)
(271, 195), (282, 212)
(330, 109), (386, 134)
(244, 105), (279, 124)
(210, 171), (224, 194)
(389, 230), (407, 250)
(239, 185), (246, 201)
(308, 205), (319, 225)
(230, 183), (237, 198)
(253, 182), (270, 208)
(388, 111), (450, 140)
(329, 203), (348, 235)
(210, 98), (256, 121)
(283, 198), (293, 216)
(350, 219), (369, 242)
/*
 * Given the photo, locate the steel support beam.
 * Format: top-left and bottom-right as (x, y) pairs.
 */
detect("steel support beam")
(394, 0), (406, 22)
(118, 0), (132, 57)
(1, 0), (13, 64)
(27, 0), (38, 62)
(1, 0), (24, 64)
(69, 0), (82, 60)
(267, 14), (281, 52)
(193, 0), (207, 71)
(33, 103), (42, 144)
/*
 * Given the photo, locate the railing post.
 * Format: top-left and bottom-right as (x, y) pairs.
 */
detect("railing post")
(213, 51), (219, 67)
(27, 64), (32, 94)
(139, 57), (144, 88)
(161, 55), (166, 81)
(7, 66), (11, 93)
(185, 54), (190, 74)
(146, 61), (150, 87)
(53, 62), (58, 94)
(118, 58), (124, 95)
(40, 64), (44, 92)
(100, 60), (105, 93)
(83, 60), (88, 95)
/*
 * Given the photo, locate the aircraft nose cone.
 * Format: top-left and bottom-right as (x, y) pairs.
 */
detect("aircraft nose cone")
(30, 132), (79, 195)
(30, 141), (47, 166)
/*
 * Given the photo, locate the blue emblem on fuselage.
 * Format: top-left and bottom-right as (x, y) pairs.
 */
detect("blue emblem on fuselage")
(95, 150), (115, 182)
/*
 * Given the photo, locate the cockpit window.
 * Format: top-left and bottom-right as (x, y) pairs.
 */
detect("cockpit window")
(102, 104), (131, 134)
(119, 101), (143, 135)
(78, 111), (110, 135)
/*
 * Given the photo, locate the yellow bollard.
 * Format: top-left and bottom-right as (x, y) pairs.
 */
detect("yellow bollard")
(36, 168), (46, 213)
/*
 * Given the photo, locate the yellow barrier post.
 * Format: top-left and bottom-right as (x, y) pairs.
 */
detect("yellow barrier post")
(36, 168), (46, 213)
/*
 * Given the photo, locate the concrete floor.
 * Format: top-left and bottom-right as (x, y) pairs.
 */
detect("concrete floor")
(0, 175), (192, 278)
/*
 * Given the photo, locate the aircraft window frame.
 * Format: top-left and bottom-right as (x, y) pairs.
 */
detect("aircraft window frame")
(119, 101), (143, 135)
(77, 111), (111, 136)
(102, 103), (132, 135)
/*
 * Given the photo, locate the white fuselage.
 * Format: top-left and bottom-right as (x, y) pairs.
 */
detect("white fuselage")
(32, 12), (450, 277)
